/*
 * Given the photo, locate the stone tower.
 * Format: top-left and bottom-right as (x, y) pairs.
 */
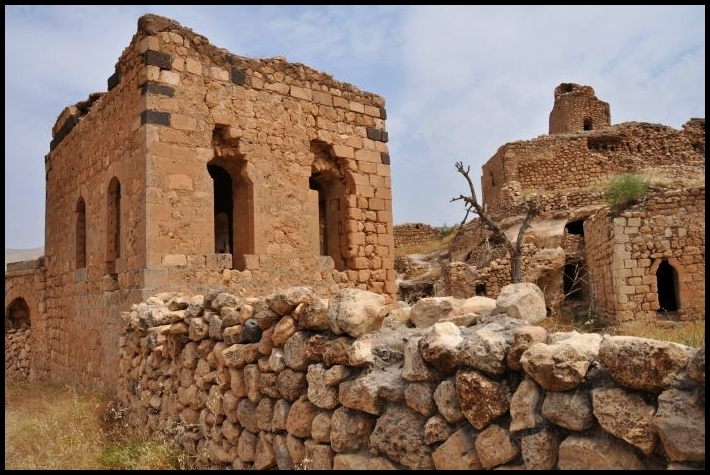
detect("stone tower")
(548, 82), (611, 134)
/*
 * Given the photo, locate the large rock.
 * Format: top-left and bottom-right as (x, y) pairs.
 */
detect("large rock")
(494, 283), (547, 324)
(327, 288), (386, 337)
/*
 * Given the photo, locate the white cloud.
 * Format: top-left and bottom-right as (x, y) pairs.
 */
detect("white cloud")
(4, 5), (704, 248)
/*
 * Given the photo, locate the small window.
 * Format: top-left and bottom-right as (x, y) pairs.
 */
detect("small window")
(106, 177), (121, 262)
(475, 283), (486, 296)
(76, 197), (87, 268)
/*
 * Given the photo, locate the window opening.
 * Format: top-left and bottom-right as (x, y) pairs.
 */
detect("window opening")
(76, 197), (86, 268)
(106, 177), (121, 261)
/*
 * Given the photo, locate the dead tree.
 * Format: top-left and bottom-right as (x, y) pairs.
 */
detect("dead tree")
(451, 161), (539, 283)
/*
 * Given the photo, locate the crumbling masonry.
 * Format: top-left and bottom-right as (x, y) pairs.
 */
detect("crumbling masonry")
(446, 83), (705, 325)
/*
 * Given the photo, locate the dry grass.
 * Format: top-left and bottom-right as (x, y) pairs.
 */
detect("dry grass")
(395, 228), (457, 259)
(4, 380), (193, 470)
(541, 314), (705, 348)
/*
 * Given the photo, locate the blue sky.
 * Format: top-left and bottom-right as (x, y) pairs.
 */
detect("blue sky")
(4, 5), (705, 250)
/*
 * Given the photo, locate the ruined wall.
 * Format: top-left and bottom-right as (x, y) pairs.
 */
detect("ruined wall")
(548, 83), (610, 134)
(586, 187), (705, 324)
(393, 223), (441, 248)
(482, 121), (704, 214)
(444, 245), (539, 301)
(111, 286), (704, 470)
(4, 259), (46, 382)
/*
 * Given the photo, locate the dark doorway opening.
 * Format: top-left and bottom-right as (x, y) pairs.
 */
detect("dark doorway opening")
(656, 260), (678, 312)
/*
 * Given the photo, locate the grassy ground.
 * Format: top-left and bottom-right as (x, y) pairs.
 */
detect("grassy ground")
(4, 380), (194, 470)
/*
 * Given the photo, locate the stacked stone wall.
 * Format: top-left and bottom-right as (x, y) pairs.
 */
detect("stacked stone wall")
(586, 187), (705, 324)
(393, 223), (441, 248)
(444, 245), (538, 301)
(5, 328), (32, 381)
(482, 121), (704, 214)
(108, 287), (704, 470)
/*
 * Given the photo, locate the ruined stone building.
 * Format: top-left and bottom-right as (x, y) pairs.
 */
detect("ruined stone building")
(5, 14), (395, 391)
(447, 83), (705, 324)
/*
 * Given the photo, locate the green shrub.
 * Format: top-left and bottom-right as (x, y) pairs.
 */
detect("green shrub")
(437, 223), (459, 238)
(603, 173), (649, 213)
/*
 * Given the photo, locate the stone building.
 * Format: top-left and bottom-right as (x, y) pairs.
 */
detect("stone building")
(447, 83), (704, 324)
(5, 14), (395, 391)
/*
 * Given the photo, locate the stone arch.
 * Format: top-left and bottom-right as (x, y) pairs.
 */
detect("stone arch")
(309, 140), (354, 272)
(5, 297), (30, 331)
(650, 257), (684, 313)
(4, 285), (38, 333)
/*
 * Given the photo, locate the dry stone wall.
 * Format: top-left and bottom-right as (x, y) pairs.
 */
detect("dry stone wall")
(393, 223), (442, 249)
(5, 328), (31, 381)
(482, 121), (704, 215)
(115, 284), (705, 470)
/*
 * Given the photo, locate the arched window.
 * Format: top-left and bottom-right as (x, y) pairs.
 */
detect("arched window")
(208, 161), (253, 270)
(76, 197), (87, 268)
(106, 177), (121, 262)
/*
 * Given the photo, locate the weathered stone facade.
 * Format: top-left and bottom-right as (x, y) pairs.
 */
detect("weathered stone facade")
(448, 83), (705, 324)
(5, 14), (394, 392)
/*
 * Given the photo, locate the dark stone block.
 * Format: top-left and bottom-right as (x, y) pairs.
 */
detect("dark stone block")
(381, 152), (390, 165)
(141, 110), (171, 126)
(140, 82), (175, 97)
(107, 70), (120, 90)
(144, 50), (172, 69)
(366, 127), (382, 142)
(50, 114), (80, 150)
(231, 68), (246, 85)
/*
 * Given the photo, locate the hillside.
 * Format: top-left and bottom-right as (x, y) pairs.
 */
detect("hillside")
(5, 247), (44, 271)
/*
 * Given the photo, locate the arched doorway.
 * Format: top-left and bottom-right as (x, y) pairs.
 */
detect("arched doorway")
(5, 297), (31, 332)
(656, 260), (679, 312)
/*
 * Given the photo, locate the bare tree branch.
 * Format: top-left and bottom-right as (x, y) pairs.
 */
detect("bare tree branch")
(452, 161), (539, 283)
